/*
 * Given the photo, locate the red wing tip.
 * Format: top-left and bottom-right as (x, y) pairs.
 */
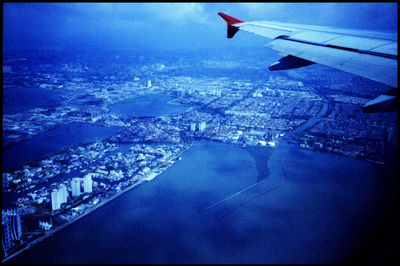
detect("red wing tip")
(218, 12), (244, 25)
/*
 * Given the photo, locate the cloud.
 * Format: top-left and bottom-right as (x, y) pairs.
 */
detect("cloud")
(61, 3), (211, 25)
(142, 3), (211, 25)
(238, 3), (284, 18)
(3, 2), (397, 52)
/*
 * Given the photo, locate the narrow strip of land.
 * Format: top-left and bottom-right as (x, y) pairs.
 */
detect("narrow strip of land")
(197, 176), (270, 214)
(217, 185), (281, 220)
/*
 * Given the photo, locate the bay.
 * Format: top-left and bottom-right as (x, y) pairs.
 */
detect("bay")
(107, 93), (188, 118)
(2, 122), (123, 171)
(3, 87), (65, 115)
(7, 141), (397, 263)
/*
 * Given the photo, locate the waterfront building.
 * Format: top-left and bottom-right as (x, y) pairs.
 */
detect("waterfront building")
(71, 178), (81, 197)
(83, 175), (93, 193)
(39, 220), (52, 231)
(147, 80), (152, 88)
(199, 122), (206, 132)
(2, 209), (22, 255)
(258, 140), (267, 146)
(58, 184), (68, 204)
(2, 220), (12, 255)
(190, 123), (196, 132)
(51, 189), (60, 211)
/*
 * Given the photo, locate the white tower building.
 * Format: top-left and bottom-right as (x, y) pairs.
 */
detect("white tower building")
(58, 184), (68, 204)
(147, 80), (152, 88)
(83, 175), (93, 193)
(199, 122), (206, 132)
(71, 178), (81, 197)
(2, 209), (22, 254)
(190, 123), (196, 132)
(51, 189), (60, 211)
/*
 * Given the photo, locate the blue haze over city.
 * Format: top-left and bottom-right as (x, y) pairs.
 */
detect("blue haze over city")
(2, 2), (398, 264)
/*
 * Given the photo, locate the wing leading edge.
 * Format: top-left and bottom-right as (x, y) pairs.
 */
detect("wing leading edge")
(218, 12), (398, 113)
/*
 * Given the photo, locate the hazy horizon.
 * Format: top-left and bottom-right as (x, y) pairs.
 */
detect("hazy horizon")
(3, 2), (398, 53)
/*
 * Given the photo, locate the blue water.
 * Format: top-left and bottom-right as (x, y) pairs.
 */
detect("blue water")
(3, 87), (66, 114)
(108, 93), (188, 118)
(2, 122), (122, 171)
(7, 141), (396, 263)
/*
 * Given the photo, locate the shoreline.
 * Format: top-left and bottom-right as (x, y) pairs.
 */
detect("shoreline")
(2, 177), (148, 263)
(3, 140), (395, 263)
(2, 143), (193, 264)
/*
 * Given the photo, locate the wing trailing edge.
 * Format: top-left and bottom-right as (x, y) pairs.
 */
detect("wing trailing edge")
(362, 89), (397, 113)
(268, 55), (315, 71)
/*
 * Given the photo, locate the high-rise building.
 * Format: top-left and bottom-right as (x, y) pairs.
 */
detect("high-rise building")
(71, 178), (81, 197)
(214, 90), (222, 97)
(190, 123), (196, 132)
(83, 175), (93, 193)
(199, 122), (206, 132)
(58, 184), (68, 204)
(2, 209), (22, 254)
(147, 80), (152, 88)
(51, 189), (60, 211)
(51, 184), (68, 211)
(2, 220), (12, 254)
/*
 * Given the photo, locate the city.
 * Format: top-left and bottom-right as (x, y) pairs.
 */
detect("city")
(2, 47), (397, 262)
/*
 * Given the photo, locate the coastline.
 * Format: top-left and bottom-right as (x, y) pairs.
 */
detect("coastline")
(4, 140), (396, 264)
(2, 143), (193, 264)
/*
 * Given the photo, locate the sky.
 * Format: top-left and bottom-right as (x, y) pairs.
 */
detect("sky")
(3, 2), (398, 52)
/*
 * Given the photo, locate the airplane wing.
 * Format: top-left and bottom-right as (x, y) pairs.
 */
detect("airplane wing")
(218, 12), (398, 113)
